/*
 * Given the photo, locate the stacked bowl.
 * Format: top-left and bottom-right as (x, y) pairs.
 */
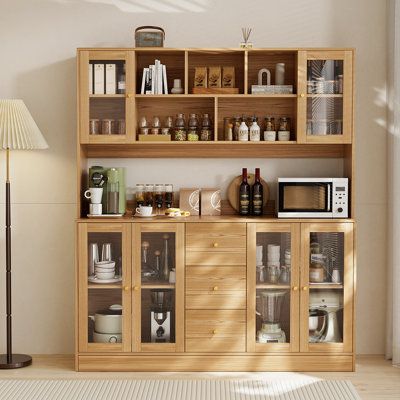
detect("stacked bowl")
(94, 260), (116, 280)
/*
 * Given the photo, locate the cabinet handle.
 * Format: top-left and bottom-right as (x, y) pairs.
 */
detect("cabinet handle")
(213, 242), (219, 248)
(213, 286), (219, 291)
(212, 329), (218, 335)
(302, 286), (308, 291)
(123, 286), (130, 291)
(126, 93), (133, 98)
(300, 93), (305, 98)
(133, 286), (139, 291)
(292, 286), (298, 291)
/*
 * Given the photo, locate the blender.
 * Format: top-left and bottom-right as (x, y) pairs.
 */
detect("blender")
(256, 290), (287, 343)
(150, 290), (171, 343)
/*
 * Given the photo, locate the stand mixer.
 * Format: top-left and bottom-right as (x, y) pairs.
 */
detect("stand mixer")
(150, 290), (171, 343)
(309, 290), (342, 343)
(256, 290), (287, 343)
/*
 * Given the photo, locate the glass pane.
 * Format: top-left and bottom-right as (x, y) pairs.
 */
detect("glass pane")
(309, 232), (344, 344)
(89, 60), (126, 136)
(306, 60), (343, 136)
(141, 232), (176, 344)
(255, 232), (291, 344)
(87, 232), (124, 345)
(88, 289), (122, 344)
(282, 184), (327, 211)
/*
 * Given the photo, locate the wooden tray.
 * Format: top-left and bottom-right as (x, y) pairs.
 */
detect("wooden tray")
(227, 174), (270, 212)
(138, 134), (171, 142)
(192, 87), (239, 94)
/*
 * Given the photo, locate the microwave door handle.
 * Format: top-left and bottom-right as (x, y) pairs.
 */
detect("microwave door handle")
(327, 184), (331, 211)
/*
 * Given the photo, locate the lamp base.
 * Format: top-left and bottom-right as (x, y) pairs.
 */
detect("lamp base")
(0, 354), (32, 369)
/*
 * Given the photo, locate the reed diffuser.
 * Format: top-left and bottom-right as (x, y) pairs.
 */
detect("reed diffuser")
(240, 27), (253, 48)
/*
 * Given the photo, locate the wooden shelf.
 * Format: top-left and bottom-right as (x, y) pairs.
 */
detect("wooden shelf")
(307, 94), (343, 98)
(256, 284), (291, 289)
(135, 94), (297, 98)
(309, 283), (344, 289)
(141, 283), (175, 289)
(82, 142), (346, 158)
(89, 94), (125, 98)
(88, 283), (122, 289)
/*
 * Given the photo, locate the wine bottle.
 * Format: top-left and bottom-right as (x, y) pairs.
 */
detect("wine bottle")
(252, 168), (263, 216)
(239, 168), (251, 215)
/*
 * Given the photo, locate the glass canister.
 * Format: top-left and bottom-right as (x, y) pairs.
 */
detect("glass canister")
(116, 119), (125, 135)
(233, 116), (241, 141)
(162, 116), (173, 135)
(101, 119), (114, 135)
(135, 184), (145, 207)
(154, 184), (164, 214)
(200, 113), (213, 141)
(187, 113), (199, 141)
(174, 113), (187, 141)
(164, 184), (174, 209)
(145, 184), (154, 207)
(151, 116), (161, 135)
(224, 117), (233, 141)
(89, 119), (100, 135)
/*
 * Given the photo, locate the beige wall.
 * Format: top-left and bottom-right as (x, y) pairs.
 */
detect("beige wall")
(0, 0), (387, 354)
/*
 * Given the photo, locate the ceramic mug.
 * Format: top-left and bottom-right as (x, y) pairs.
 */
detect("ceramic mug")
(85, 187), (103, 204)
(90, 203), (102, 215)
(135, 205), (153, 217)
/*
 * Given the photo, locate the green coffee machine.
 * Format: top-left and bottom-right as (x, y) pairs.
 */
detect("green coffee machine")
(89, 166), (126, 215)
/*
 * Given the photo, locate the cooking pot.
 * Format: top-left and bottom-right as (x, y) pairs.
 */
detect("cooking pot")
(89, 304), (122, 334)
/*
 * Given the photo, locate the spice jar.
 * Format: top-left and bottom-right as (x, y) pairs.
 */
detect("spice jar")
(89, 119), (100, 135)
(151, 116), (161, 135)
(264, 117), (276, 141)
(101, 119), (114, 135)
(145, 184), (154, 207)
(309, 262), (326, 283)
(135, 184), (145, 207)
(187, 113), (199, 141)
(200, 113), (213, 141)
(116, 119), (125, 135)
(233, 116), (241, 141)
(174, 113), (187, 141)
(224, 117), (233, 141)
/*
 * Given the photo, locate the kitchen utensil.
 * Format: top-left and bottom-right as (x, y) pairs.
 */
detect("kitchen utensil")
(256, 265), (266, 283)
(150, 290), (172, 343)
(94, 266), (115, 273)
(88, 243), (99, 276)
(101, 244), (112, 262)
(266, 264), (281, 284)
(256, 245), (264, 266)
(89, 305), (122, 334)
(84, 188), (103, 204)
(227, 174), (269, 212)
(331, 268), (341, 283)
(95, 271), (115, 280)
(88, 275), (122, 284)
(141, 241), (158, 281)
(309, 309), (328, 343)
(93, 332), (122, 343)
(95, 260), (115, 268)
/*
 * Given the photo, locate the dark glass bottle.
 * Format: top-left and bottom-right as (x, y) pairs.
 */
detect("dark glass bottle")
(252, 168), (263, 216)
(239, 168), (251, 216)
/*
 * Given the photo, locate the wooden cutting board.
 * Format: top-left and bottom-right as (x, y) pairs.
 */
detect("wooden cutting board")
(227, 174), (270, 212)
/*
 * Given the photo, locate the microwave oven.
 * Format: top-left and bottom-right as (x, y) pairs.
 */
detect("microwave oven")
(277, 178), (348, 218)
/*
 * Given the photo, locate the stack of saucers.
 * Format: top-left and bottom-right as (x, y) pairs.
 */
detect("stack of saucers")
(94, 260), (116, 280)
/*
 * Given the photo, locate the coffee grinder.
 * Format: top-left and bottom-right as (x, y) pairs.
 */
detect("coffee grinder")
(150, 290), (171, 343)
(256, 290), (287, 343)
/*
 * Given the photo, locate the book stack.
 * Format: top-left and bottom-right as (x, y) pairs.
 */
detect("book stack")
(140, 60), (168, 94)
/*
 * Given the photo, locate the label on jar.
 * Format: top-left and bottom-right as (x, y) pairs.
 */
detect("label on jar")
(309, 267), (324, 282)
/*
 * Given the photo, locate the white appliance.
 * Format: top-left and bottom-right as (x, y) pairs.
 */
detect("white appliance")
(277, 178), (348, 218)
(309, 290), (342, 343)
(151, 311), (171, 343)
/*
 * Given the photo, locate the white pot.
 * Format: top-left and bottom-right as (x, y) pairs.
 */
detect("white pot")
(93, 332), (122, 343)
(90, 305), (122, 334)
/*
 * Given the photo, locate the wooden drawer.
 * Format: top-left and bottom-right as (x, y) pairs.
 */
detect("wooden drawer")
(185, 310), (246, 352)
(185, 290), (246, 309)
(186, 266), (246, 291)
(186, 251), (246, 266)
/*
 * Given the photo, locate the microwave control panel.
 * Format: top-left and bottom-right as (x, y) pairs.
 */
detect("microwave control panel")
(332, 179), (349, 217)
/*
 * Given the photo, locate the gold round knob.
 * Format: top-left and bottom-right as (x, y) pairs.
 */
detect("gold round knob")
(213, 242), (219, 248)
(302, 286), (308, 291)
(292, 286), (298, 291)
(212, 329), (218, 335)
(126, 93), (133, 98)
(133, 286), (139, 291)
(300, 93), (305, 98)
(123, 286), (130, 291)
(213, 286), (218, 291)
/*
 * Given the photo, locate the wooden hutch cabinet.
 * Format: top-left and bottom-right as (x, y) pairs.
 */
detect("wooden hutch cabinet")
(75, 48), (356, 371)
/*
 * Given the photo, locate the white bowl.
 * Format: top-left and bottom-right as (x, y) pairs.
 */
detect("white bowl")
(94, 261), (115, 269)
(93, 332), (122, 343)
(95, 267), (116, 273)
(96, 271), (115, 280)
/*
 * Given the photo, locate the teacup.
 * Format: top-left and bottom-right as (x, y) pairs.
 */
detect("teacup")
(135, 205), (153, 217)
(84, 187), (103, 204)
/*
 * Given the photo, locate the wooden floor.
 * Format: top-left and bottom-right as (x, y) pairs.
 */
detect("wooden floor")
(0, 355), (398, 400)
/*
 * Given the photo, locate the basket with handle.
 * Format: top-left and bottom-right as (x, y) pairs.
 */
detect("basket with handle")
(135, 26), (165, 47)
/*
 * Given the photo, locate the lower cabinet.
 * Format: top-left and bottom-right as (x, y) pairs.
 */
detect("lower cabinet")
(76, 220), (355, 371)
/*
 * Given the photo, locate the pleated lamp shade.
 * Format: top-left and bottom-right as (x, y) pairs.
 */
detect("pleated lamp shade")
(0, 99), (48, 150)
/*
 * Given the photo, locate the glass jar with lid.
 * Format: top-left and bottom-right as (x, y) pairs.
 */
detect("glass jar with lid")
(224, 117), (233, 141)
(145, 184), (154, 207)
(200, 113), (213, 141)
(187, 113), (199, 141)
(164, 184), (174, 209)
(135, 184), (145, 207)
(151, 116), (161, 135)
(154, 184), (165, 214)
(174, 113), (187, 141)
(233, 116), (241, 141)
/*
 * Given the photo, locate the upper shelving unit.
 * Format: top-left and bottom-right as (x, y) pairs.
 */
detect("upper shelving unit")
(77, 48), (354, 157)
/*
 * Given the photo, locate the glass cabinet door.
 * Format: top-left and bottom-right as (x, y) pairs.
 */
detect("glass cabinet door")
(300, 223), (354, 353)
(133, 223), (184, 352)
(247, 223), (300, 352)
(77, 223), (131, 353)
(297, 50), (353, 144)
(78, 50), (135, 144)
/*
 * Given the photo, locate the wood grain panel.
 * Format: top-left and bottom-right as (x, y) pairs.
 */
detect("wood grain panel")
(186, 251), (246, 266)
(186, 266), (246, 291)
(185, 290), (246, 309)
(186, 222), (246, 236)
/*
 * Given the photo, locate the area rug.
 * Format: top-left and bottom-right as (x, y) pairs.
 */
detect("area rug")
(0, 379), (361, 400)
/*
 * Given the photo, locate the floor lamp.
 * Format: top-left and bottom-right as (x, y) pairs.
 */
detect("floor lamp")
(0, 99), (48, 369)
